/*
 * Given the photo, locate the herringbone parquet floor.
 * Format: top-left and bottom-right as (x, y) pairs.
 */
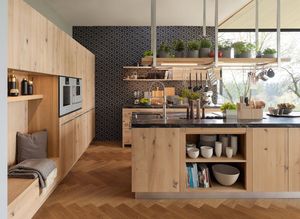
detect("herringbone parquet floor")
(34, 141), (300, 219)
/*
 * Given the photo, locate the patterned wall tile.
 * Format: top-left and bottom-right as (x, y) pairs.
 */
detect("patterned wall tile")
(73, 26), (215, 140)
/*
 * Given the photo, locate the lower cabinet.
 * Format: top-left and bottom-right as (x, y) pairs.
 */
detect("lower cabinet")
(289, 128), (300, 191)
(60, 109), (95, 177)
(252, 128), (289, 192)
(60, 119), (76, 176)
(132, 128), (180, 192)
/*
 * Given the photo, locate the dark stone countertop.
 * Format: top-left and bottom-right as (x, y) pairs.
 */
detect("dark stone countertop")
(131, 112), (300, 128)
(123, 104), (221, 109)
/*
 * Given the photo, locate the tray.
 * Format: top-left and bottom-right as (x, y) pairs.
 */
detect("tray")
(267, 113), (300, 118)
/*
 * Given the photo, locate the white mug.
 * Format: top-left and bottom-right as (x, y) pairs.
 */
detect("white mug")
(215, 141), (222, 157)
(226, 147), (233, 158)
(231, 136), (238, 156)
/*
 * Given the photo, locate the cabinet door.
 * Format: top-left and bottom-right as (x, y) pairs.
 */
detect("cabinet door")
(289, 128), (300, 191)
(132, 128), (180, 192)
(60, 120), (75, 176)
(87, 109), (95, 145)
(86, 52), (95, 110)
(252, 128), (288, 192)
(75, 114), (88, 159)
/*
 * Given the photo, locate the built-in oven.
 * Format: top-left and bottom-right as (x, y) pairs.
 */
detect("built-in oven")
(59, 76), (82, 117)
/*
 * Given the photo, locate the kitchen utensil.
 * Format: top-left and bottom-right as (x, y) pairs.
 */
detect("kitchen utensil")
(188, 72), (192, 90)
(187, 148), (200, 159)
(212, 164), (240, 186)
(226, 147), (233, 158)
(21, 78), (28, 95)
(200, 146), (213, 158)
(199, 73), (203, 91)
(231, 136), (238, 156)
(208, 69), (218, 86)
(204, 72), (209, 92)
(193, 73), (198, 92)
(215, 142), (222, 157)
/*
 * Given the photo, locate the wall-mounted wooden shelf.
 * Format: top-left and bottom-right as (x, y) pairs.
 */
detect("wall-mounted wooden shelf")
(123, 79), (182, 82)
(186, 154), (246, 163)
(141, 57), (291, 66)
(7, 94), (44, 103)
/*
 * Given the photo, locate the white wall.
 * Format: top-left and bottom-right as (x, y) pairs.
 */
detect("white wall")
(0, 0), (7, 217)
(25, 0), (72, 35)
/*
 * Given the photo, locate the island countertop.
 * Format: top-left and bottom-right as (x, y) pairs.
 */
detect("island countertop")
(131, 112), (300, 128)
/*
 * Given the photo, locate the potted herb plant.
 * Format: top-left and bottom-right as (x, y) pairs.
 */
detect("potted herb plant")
(232, 41), (255, 58)
(199, 39), (212, 57)
(219, 40), (233, 58)
(220, 102), (237, 119)
(143, 50), (153, 57)
(187, 40), (200, 58)
(173, 39), (185, 58)
(158, 42), (171, 58)
(263, 48), (277, 58)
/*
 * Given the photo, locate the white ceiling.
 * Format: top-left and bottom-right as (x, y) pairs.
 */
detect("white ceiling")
(43, 0), (250, 26)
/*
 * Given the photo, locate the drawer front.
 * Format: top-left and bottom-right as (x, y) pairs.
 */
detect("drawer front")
(123, 128), (132, 145)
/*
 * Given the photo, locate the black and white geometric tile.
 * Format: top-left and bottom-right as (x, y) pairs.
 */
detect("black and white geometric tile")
(73, 26), (215, 140)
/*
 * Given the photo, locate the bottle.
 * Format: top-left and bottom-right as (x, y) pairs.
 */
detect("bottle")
(28, 80), (33, 95)
(8, 75), (19, 96)
(21, 78), (28, 95)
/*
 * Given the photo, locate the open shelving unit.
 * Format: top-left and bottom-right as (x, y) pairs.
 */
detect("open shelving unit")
(182, 128), (249, 192)
(7, 94), (43, 103)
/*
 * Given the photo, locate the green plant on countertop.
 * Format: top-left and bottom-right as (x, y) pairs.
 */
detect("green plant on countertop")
(139, 98), (150, 105)
(232, 41), (255, 54)
(180, 88), (201, 100)
(158, 42), (171, 53)
(173, 39), (185, 52)
(187, 40), (201, 51)
(218, 40), (232, 50)
(263, 48), (277, 55)
(143, 50), (153, 57)
(220, 102), (237, 112)
(200, 39), (212, 49)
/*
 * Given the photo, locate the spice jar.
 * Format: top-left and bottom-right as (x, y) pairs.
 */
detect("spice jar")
(21, 78), (28, 95)
(28, 80), (33, 95)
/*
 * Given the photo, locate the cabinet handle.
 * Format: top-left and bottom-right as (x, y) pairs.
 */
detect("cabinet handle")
(264, 147), (268, 151)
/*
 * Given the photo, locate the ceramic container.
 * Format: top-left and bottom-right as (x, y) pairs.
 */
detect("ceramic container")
(231, 136), (238, 156)
(226, 147), (233, 158)
(212, 164), (240, 186)
(187, 148), (200, 159)
(215, 141), (222, 157)
(200, 146), (213, 158)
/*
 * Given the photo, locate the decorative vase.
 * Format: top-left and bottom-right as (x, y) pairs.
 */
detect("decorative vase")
(215, 141), (222, 157)
(187, 50), (199, 58)
(175, 51), (185, 58)
(189, 100), (195, 119)
(199, 48), (211, 57)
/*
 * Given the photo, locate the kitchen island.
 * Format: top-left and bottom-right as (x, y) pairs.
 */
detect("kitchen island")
(131, 112), (300, 198)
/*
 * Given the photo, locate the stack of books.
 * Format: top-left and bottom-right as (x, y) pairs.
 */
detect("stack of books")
(186, 163), (211, 188)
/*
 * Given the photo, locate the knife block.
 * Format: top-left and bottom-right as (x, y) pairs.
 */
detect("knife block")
(237, 103), (263, 120)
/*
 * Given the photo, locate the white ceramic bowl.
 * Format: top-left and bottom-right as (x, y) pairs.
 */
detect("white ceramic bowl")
(186, 144), (196, 152)
(187, 148), (200, 159)
(200, 146), (213, 158)
(200, 135), (217, 142)
(212, 164), (240, 186)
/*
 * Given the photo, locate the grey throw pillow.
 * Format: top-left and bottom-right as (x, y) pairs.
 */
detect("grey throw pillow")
(17, 130), (48, 163)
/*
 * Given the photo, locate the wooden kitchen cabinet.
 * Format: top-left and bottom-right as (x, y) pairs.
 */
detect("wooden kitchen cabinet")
(86, 52), (95, 110)
(60, 119), (76, 177)
(288, 128), (300, 191)
(132, 128), (180, 192)
(252, 128), (289, 192)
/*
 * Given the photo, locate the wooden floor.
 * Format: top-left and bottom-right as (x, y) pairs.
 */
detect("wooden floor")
(34, 141), (300, 219)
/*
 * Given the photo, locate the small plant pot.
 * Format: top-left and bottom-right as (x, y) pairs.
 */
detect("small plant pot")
(199, 48), (211, 57)
(263, 54), (276, 58)
(175, 51), (185, 58)
(221, 48), (233, 58)
(225, 110), (237, 119)
(187, 50), (199, 58)
(158, 51), (170, 58)
(239, 51), (254, 58)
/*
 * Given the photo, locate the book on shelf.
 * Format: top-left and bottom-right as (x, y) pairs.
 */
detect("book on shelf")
(186, 163), (211, 189)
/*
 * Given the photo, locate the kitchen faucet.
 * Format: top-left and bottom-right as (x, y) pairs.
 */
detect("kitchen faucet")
(148, 81), (167, 120)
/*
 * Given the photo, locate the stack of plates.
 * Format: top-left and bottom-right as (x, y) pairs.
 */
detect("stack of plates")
(199, 135), (217, 147)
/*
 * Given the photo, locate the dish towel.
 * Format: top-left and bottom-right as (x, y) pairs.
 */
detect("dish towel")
(8, 158), (56, 188)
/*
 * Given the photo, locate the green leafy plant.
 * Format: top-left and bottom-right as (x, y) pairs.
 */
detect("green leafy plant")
(173, 39), (185, 52)
(180, 88), (200, 100)
(232, 41), (255, 54)
(200, 39), (212, 49)
(263, 48), (277, 55)
(219, 40), (232, 50)
(187, 40), (200, 51)
(139, 98), (150, 105)
(220, 102), (237, 112)
(158, 42), (171, 53)
(143, 50), (153, 57)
